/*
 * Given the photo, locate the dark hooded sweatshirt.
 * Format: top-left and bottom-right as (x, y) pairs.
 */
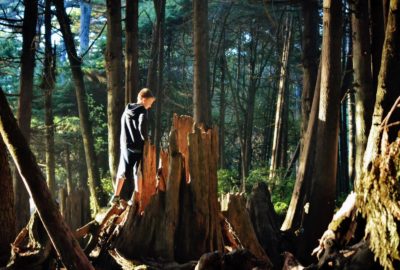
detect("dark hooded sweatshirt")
(120, 103), (147, 153)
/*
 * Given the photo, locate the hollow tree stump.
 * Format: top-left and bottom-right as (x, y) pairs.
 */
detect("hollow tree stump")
(112, 115), (224, 263)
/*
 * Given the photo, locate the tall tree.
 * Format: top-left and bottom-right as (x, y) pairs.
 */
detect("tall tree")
(300, 0), (319, 155)
(106, 0), (124, 182)
(351, 0), (374, 183)
(193, 0), (211, 127)
(362, 0), (400, 173)
(79, 0), (91, 55)
(125, 0), (139, 103)
(54, 0), (105, 212)
(154, 0), (166, 164)
(14, 0), (38, 230)
(218, 51), (226, 169)
(297, 0), (342, 261)
(369, 0), (385, 91)
(42, 0), (56, 196)
(0, 137), (15, 266)
(269, 15), (293, 180)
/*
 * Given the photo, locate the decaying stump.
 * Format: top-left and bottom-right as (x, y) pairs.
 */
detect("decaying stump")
(7, 212), (53, 270)
(81, 114), (272, 269)
(221, 193), (272, 267)
(247, 182), (281, 267)
(111, 114), (224, 263)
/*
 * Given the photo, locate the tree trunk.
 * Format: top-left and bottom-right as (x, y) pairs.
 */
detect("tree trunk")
(369, 0), (385, 92)
(0, 90), (94, 270)
(362, 0), (400, 173)
(42, 0), (56, 196)
(0, 137), (16, 266)
(247, 182), (280, 267)
(269, 15), (292, 180)
(15, 0), (38, 231)
(298, 0), (342, 262)
(218, 53), (226, 169)
(106, 0), (124, 182)
(300, 0), (319, 158)
(281, 62), (321, 232)
(125, 0), (139, 103)
(154, 0), (166, 165)
(113, 115), (224, 262)
(64, 144), (73, 195)
(193, 0), (211, 127)
(54, 0), (105, 212)
(347, 92), (356, 186)
(241, 27), (258, 188)
(351, 0), (375, 184)
(79, 0), (91, 55)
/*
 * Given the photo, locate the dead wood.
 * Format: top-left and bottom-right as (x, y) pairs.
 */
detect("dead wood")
(247, 182), (281, 267)
(0, 89), (94, 270)
(222, 193), (272, 267)
(7, 212), (54, 270)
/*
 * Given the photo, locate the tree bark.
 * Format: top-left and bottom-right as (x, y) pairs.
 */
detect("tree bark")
(42, 0), (56, 196)
(106, 0), (124, 182)
(298, 0), (342, 262)
(300, 0), (319, 157)
(125, 0), (139, 103)
(269, 15), (292, 180)
(281, 62), (321, 232)
(114, 115), (224, 263)
(15, 0), (38, 231)
(369, 0), (385, 92)
(193, 0), (211, 127)
(154, 0), (166, 165)
(54, 0), (105, 212)
(362, 0), (400, 173)
(79, 0), (91, 55)
(351, 0), (375, 184)
(0, 137), (16, 266)
(0, 90), (94, 270)
(218, 53), (226, 169)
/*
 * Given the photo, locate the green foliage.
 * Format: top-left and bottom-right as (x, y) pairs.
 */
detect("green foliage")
(217, 169), (240, 194)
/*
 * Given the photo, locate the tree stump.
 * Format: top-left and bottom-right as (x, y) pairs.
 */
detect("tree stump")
(222, 193), (272, 268)
(110, 115), (224, 264)
(247, 182), (281, 267)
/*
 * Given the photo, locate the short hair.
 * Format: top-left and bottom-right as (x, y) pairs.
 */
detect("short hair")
(137, 88), (154, 100)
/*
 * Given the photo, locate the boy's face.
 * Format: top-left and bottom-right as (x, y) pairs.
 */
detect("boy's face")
(143, 97), (156, 109)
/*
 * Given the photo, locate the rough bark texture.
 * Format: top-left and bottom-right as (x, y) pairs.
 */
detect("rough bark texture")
(54, 0), (105, 212)
(106, 0), (124, 182)
(298, 0), (342, 262)
(193, 0), (211, 127)
(15, 0), (38, 231)
(351, 0), (375, 184)
(0, 90), (94, 270)
(125, 0), (139, 103)
(0, 137), (16, 267)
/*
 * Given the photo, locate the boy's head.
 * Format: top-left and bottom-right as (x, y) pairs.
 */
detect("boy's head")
(137, 88), (156, 109)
